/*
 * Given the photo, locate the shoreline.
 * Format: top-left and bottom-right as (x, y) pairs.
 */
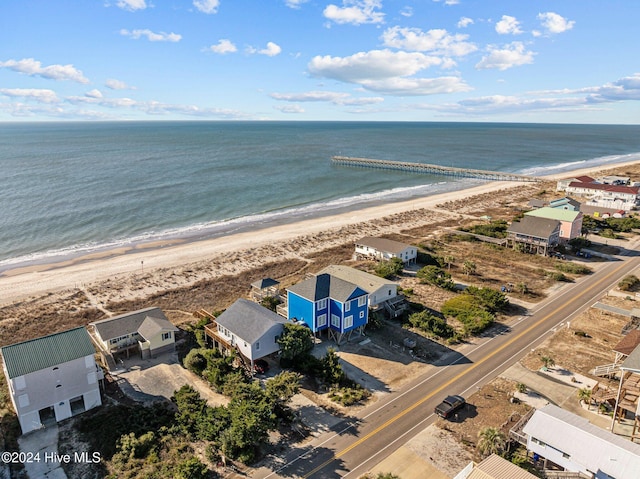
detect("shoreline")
(1, 159), (638, 307)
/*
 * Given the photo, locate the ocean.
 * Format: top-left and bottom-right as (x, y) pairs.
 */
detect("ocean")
(1, 121), (640, 271)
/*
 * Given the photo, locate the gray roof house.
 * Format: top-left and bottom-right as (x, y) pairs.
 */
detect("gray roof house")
(523, 404), (640, 479)
(0, 327), (102, 434)
(506, 216), (561, 255)
(89, 307), (178, 362)
(205, 298), (287, 369)
(454, 454), (538, 479)
(354, 236), (417, 264)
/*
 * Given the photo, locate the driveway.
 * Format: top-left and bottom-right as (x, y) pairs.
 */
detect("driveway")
(112, 352), (228, 407)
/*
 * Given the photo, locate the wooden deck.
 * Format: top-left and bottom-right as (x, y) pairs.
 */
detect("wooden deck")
(332, 156), (540, 182)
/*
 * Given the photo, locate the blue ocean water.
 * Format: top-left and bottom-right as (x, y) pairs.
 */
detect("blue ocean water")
(1, 121), (640, 271)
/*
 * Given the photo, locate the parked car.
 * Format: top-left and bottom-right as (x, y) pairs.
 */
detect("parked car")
(434, 395), (466, 419)
(254, 359), (269, 374)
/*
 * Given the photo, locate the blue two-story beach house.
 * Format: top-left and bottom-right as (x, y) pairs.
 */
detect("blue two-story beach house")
(287, 273), (369, 344)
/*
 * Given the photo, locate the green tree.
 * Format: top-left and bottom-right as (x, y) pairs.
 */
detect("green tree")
(172, 385), (209, 439)
(515, 382), (528, 394)
(277, 323), (314, 361)
(416, 265), (456, 290)
(577, 387), (593, 410)
(375, 257), (404, 279)
(174, 457), (209, 479)
(260, 295), (281, 312)
(540, 355), (555, 369)
(465, 286), (509, 313)
(477, 427), (507, 457)
(265, 371), (302, 407)
(321, 347), (345, 386)
(408, 310), (455, 339)
(462, 260), (477, 276)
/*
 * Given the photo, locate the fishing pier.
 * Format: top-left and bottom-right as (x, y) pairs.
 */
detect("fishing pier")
(331, 156), (540, 182)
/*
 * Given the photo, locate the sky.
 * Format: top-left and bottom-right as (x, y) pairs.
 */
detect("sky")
(1, 0), (639, 123)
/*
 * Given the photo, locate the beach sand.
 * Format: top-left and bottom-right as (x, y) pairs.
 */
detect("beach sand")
(0, 160), (638, 310)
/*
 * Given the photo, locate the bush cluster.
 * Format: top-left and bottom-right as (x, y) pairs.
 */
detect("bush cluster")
(416, 265), (456, 291)
(619, 275), (640, 292)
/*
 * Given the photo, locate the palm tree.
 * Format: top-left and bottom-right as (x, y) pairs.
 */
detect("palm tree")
(577, 387), (592, 410)
(444, 255), (455, 270)
(540, 355), (555, 370)
(463, 260), (476, 276)
(477, 426), (507, 457)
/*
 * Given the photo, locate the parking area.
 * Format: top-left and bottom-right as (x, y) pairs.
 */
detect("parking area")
(111, 352), (228, 407)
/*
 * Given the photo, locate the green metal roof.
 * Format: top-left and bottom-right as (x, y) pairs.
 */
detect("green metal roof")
(0, 327), (96, 379)
(524, 206), (581, 222)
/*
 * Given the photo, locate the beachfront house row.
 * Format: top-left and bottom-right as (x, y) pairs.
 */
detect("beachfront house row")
(0, 327), (102, 434)
(318, 264), (407, 318)
(522, 404), (640, 479)
(204, 298), (287, 370)
(524, 206), (583, 242)
(506, 216), (561, 255)
(89, 307), (178, 363)
(354, 236), (417, 264)
(557, 176), (639, 211)
(287, 273), (369, 344)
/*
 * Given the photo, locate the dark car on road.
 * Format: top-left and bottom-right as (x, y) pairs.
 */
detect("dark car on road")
(434, 395), (466, 419)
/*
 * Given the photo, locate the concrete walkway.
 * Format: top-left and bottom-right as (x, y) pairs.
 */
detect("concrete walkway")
(18, 425), (68, 479)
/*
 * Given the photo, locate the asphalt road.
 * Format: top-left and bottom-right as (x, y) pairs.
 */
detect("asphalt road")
(253, 245), (640, 479)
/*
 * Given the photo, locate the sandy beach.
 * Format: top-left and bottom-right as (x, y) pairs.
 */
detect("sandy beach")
(0, 160), (638, 310)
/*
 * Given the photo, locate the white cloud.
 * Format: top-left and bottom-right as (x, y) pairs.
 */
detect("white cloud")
(433, 0), (460, 5)
(105, 79), (136, 90)
(475, 42), (535, 71)
(538, 12), (575, 34)
(457, 17), (473, 28)
(193, 0), (220, 14)
(270, 90), (384, 105)
(323, 0), (384, 25)
(116, 0), (147, 11)
(120, 29), (182, 42)
(309, 49), (443, 83)
(247, 42), (282, 56)
(85, 89), (103, 98)
(495, 15), (523, 35)
(359, 76), (472, 96)
(274, 104), (305, 113)
(284, 0), (308, 8)
(209, 39), (237, 54)
(381, 26), (477, 57)
(0, 88), (59, 103)
(400, 7), (413, 18)
(0, 58), (89, 83)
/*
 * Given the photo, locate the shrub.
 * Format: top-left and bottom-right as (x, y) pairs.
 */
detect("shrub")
(442, 295), (495, 336)
(328, 385), (370, 406)
(375, 257), (404, 279)
(416, 265), (456, 290)
(408, 310), (455, 339)
(619, 275), (640, 292)
(554, 262), (592, 275)
(183, 349), (208, 375)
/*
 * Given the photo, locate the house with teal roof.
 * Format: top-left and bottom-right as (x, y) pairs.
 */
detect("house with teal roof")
(524, 206), (583, 242)
(286, 273), (369, 344)
(0, 327), (102, 434)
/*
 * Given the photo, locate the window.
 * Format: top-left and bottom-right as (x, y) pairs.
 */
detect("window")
(161, 332), (172, 341)
(18, 394), (29, 408)
(331, 314), (340, 328)
(345, 301), (351, 312)
(344, 315), (353, 329)
(256, 341), (260, 351)
(14, 376), (26, 390)
(317, 298), (328, 310)
(358, 296), (367, 307)
(317, 314), (327, 327)
(360, 311), (365, 319)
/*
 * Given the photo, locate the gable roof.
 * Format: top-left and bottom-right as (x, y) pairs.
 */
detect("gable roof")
(1, 327), (96, 379)
(522, 404), (640, 479)
(621, 343), (640, 372)
(137, 316), (178, 341)
(548, 197), (580, 210)
(288, 273), (366, 303)
(468, 454), (538, 479)
(525, 207), (581, 222)
(251, 277), (280, 289)
(318, 265), (397, 293)
(507, 216), (561, 239)
(355, 236), (413, 254)
(215, 299), (287, 344)
(614, 330), (640, 357)
(90, 307), (171, 341)
(568, 181), (640, 195)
